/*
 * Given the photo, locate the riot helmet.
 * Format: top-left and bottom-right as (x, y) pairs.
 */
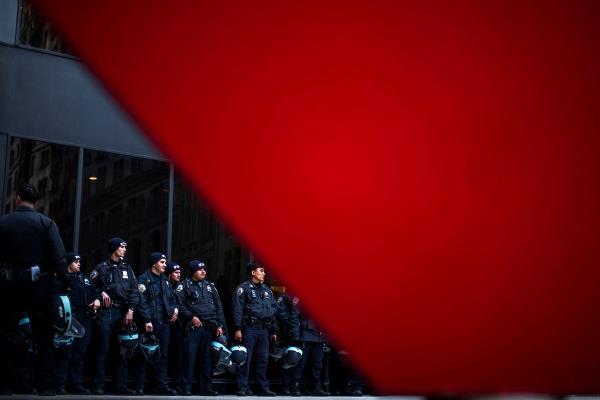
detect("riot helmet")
(282, 346), (303, 369)
(269, 343), (286, 361)
(118, 322), (139, 359)
(225, 344), (248, 375)
(139, 332), (161, 363)
(17, 313), (33, 342)
(51, 295), (85, 348)
(211, 340), (233, 375)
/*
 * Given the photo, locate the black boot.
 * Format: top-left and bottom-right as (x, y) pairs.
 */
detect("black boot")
(291, 383), (301, 397)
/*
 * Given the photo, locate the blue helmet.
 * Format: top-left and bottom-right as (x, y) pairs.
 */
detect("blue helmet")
(139, 333), (161, 363)
(51, 295), (85, 349)
(118, 322), (139, 359)
(211, 340), (233, 375)
(282, 346), (303, 369)
(225, 344), (247, 375)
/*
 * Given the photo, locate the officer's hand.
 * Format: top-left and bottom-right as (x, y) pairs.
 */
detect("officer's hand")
(145, 322), (153, 333)
(271, 334), (278, 343)
(124, 309), (134, 324)
(192, 316), (202, 327)
(170, 308), (179, 323)
(235, 330), (242, 342)
(89, 299), (101, 310)
(101, 291), (111, 308)
(216, 327), (224, 337)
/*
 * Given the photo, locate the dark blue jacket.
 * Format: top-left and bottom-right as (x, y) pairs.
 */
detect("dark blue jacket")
(282, 295), (326, 343)
(91, 259), (139, 310)
(67, 271), (100, 311)
(0, 206), (68, 288)
(231, 280), (277, 333)
(178, 278), (225, 329)
(137, 270), (178, 324)
(275, 294), (300, 342)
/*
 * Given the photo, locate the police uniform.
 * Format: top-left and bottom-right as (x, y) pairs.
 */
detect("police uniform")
(231, 265), (277, 395)
(90, 238), (139, 393)
(275, 294), (300, 395)
(55, 253), (100, 394)
(165, 262), (184, 393)
(0, 190), (68, 395)
(133, 253), (178, 395)
(293, 297), (329, 396)
(179, 260), (225, 395)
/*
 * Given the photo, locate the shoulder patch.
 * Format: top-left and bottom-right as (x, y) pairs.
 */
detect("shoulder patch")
(237, 287), (244, 296)
(90, 270), (98, 280)
(176, 284), (183, 292)
(138, 283), (146, 293)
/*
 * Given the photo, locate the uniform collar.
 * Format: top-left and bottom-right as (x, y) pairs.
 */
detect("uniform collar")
(15, 205), (36, 212)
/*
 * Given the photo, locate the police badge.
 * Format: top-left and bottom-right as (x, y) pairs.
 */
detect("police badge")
(176, 284), (183, 292)
(138, 283), (146, 293)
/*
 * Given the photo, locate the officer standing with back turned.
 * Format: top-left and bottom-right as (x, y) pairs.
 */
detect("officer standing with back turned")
(0, 183), (69, 396)
(231, 261), (278, 396)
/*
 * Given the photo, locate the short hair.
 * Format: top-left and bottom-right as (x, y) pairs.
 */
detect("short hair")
(17, 183), (40, 203)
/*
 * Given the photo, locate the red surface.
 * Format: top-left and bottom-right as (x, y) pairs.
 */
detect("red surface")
(35, 0), (600, 394)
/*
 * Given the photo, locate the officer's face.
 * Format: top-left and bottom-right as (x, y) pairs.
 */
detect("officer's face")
(170, 270), (181, 282)
(193, 268), (207, 281)
(68, 259), (81, 273)
(115, 244), (126, 258)
(153, 259), (167, 274)
(252, 267), (266, 283)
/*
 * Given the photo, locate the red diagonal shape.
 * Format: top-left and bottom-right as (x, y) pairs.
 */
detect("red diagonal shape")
(35, 0), (600, 394)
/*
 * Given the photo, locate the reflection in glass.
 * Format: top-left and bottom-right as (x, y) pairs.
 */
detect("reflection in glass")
(171, 173), (252, 321)
(79, 150), (169, 274)
(5, 137), (78, 248)
(18, 0), (75, 56)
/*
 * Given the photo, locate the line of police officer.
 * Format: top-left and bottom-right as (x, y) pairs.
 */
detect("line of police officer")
(0, 184), (363, 396)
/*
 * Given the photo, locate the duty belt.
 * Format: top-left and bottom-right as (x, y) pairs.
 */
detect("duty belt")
(111, 301), (129, 309)
(0, 264), (47, 283)
(244, 316), (272, 328)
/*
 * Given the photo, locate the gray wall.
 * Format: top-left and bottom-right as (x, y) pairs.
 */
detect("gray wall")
(0, 0), (18, 45)
(0, 45), (164, 160)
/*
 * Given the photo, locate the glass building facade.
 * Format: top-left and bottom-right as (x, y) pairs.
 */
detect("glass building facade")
(3, 137), (250, 288)
(0, 0), (367, 392)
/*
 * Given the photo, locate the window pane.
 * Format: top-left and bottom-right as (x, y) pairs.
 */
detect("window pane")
(172, 173), (255, 308)
(18, 0), (75, 56)
(5, 137), (78, 249)
(79, 150), (169, 274)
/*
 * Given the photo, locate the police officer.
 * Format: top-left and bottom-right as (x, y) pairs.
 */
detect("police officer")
(166, 261), (184, 394)
(0, 183), (68, 395)
(133, 252), (178, 395)
(231, 262), (278, 397)
(179, 260), (226, 396)
(275, 293), (300, 396)
(55, 252), (101, 395)
(90, 237), (139, 395)
(293, 296), (330, 396)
